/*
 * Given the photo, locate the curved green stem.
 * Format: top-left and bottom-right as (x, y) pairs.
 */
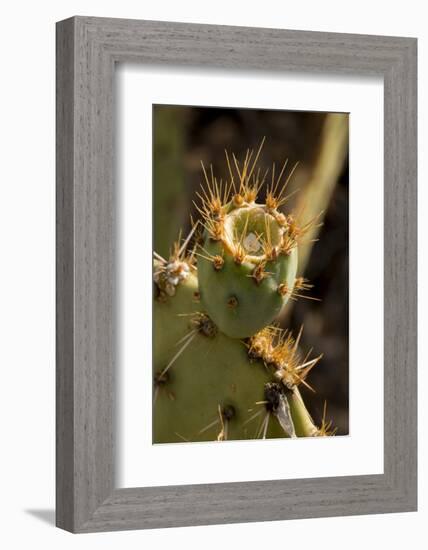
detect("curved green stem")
(287, 387), (318, 437)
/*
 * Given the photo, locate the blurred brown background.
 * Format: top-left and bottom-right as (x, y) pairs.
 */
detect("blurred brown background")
(153, 104), (349, 435)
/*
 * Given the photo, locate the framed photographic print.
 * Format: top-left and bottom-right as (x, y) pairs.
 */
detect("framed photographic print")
(56, 16), (417, 532)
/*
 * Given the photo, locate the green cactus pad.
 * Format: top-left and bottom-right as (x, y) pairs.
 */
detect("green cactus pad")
(153, 269), (200, 369)
(153, 259), (323, 442)
(197, 204), (298, 338)
(153, 268), (287, 443)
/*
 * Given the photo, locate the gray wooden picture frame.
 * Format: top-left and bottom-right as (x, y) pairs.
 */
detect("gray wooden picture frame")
(56, 16), (417, 533)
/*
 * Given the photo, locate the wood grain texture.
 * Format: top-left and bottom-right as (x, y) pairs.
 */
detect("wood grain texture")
(56, 18), (76, 532)
(56, 16), (417, 533)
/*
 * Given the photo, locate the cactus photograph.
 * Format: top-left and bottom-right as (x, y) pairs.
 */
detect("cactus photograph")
(153, 105), (349, 443)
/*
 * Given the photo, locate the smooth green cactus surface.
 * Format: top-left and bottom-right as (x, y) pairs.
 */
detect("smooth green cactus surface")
(287, 388), (318, 437)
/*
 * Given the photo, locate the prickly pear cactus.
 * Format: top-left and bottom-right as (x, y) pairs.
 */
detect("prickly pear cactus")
(153, 253), (321, 442)
(153, 269), (284, 442)
(153, 142), (336, 443)
(195, 141), (317, 338)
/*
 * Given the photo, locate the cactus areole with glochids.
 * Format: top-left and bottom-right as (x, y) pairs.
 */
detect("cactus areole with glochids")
(195, 140), (305, 338)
